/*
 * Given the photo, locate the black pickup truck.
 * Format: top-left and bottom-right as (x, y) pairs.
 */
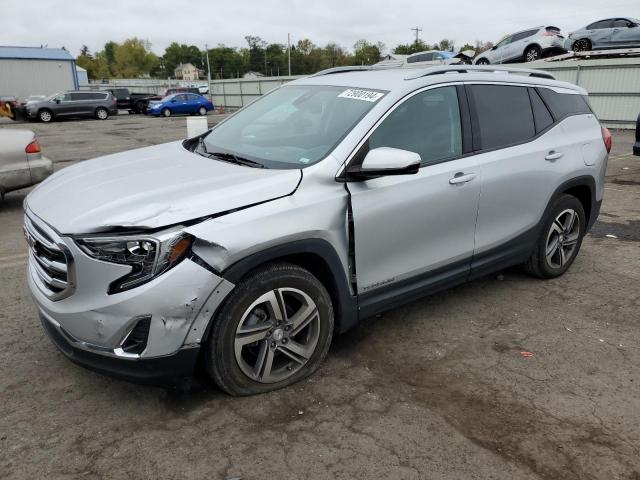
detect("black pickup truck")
(634, 112), (640, 156)
(105, 88), (158, 114)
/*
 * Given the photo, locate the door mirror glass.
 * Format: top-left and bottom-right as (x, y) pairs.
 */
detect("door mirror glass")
(347, 147), (420, 180)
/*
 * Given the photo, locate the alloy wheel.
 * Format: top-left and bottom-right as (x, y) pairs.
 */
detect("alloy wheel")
(234, 287), (320, 384)
(526, 49), (540, 62)
(96, 108), (108, 120)
(545, 209), (580, 269)
(39, 111), (52, 122)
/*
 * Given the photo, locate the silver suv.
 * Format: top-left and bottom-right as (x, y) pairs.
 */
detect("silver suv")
(474, 26), (566, 64)
(24, 66), (609, 395)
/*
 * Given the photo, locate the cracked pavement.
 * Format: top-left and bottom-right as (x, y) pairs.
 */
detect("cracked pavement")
(1, 116), (639, 479)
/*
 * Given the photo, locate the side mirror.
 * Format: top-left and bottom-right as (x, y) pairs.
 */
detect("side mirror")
(171, 99), (177, 103)
(54, 98), (61, 104)
(347, 147), (421, 181)
(629, 23), (637, 28)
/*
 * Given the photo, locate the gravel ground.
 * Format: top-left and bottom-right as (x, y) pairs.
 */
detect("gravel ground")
(1, 114), (639, 480)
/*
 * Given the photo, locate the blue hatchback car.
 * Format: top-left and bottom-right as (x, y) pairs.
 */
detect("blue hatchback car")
(148, 93), (214, 117)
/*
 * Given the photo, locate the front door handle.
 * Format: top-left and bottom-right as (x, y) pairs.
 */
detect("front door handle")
(449, 172), (476, 185)
(545, 151), (564, 161)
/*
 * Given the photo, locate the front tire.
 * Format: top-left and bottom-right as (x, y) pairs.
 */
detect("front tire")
(524, 45), (542, 62)
(476, 58), (490, 65)
(525, 194), (586, 279)
(205, 262), (334, 396)
(95, 107), (109, 120)
(573, 39), (592, 52)
(162, 108), (171, 117)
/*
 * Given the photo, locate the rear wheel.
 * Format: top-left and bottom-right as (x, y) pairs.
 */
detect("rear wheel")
(205, 263), (334, 396)
(198, 106), (207, 116)
(38, 109), (53, 123)
(524, 194), (586, 278)
(524, 45), (542, 62)
(162, 108), (171, 117)
(475, 58), (490, 65)
(573, 39), (592, 52)
(95, 107), (109, 120)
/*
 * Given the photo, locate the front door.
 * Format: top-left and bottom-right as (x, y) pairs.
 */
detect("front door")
(347, 86), (480, 295)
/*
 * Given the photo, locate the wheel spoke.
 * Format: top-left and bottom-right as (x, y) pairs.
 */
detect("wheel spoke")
(546, 236), (560, 257)
(563, 211), (577, 233)
(551, 220), (564, 235)
(559, 245), (567, 266)
(564, 232), (579, 246)
(289, 304), (318, 337)
(259, 346), (275, 380)
(236, 323), (271, 346)
(278, 340), (313, 364)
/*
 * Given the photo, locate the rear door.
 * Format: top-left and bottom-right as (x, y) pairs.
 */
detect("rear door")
(347, 85), (480, 295)
(509, 29), (538, 61)
(467, 83), (566, 273)
(609, 18), (640, 46)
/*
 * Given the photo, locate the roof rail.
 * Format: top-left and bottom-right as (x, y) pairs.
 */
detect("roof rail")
(405, 65), (556, 81)
(311, 65), (393, 76)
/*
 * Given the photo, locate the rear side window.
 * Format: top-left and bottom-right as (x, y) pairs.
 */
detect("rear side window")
(513, 29), (539, 41)
(536, 88), (592, 120)
(368, 86), (462, 165)
(529, 88), (554, 133)
(469, 84), (535, 150)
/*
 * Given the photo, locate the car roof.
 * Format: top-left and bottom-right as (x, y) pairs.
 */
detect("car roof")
(290, 66), (586, 97)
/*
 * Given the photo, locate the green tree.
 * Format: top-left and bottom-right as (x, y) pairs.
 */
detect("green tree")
(162, 42), (203, 77)
(110, 38), (158, 78)
(434, 39), (456, 52)
(393, 39), (430, 55)
(76, 46), (110, 80)
(353, 39), (383, 65)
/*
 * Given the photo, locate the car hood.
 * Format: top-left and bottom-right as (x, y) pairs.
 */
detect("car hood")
(26, 141), (301, 234)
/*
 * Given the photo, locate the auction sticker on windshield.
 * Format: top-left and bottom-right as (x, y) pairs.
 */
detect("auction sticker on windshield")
(338, 89), (384, 102)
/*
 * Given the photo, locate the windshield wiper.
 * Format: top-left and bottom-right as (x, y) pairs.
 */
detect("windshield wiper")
(206, 151), (265, 169)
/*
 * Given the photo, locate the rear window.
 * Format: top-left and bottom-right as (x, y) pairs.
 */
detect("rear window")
(536, 88), (592, 119)
(469, 85), (535, 150)
(529, 88), (554, 133)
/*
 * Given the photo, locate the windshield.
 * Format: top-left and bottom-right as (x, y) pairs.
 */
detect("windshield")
(202, 85), (386, 169)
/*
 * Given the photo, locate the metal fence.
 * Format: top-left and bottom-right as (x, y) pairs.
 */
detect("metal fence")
(87, 58), (640, 128)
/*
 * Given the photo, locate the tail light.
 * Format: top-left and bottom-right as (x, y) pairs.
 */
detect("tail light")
(112, 96), (117, 105)
(602, 126), (612, 154)
(25, 139), (41, 154)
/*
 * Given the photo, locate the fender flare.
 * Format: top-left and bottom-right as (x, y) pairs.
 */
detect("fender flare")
(221, 238), (359, 333)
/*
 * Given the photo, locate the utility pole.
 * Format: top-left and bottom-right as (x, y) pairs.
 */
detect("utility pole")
(411, 26), (422, 44)
(204, 43), (212, 100)
(287, 33), (291, 76)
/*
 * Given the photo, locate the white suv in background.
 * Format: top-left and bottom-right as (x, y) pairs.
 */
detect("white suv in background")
(474, 26), (567, 64)
(24, 65), (609, 395)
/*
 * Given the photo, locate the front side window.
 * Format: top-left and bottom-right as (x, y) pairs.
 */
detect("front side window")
(470, 84), (535, 150)
(367, 86), (462, 165)
(495, 36), (513, 48)
(202, 85), (385, 168)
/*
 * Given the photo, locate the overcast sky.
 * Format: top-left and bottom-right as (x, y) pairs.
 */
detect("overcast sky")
(3, 0), (639, 55)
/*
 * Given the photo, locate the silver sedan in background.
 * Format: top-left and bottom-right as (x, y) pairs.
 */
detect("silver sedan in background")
(566, 17), (640, 52)
(0, 130), (52, 200)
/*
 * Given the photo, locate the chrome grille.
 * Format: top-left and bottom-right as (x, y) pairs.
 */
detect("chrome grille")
(24, 213), (75, 301)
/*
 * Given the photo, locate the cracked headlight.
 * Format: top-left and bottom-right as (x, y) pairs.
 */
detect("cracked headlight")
(76, 232), (193, 294)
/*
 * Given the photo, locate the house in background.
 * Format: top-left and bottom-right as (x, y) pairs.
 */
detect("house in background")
(174, 63), (205, 81)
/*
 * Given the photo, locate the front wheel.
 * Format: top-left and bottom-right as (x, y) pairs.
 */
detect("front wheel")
(524, 194), (586, 278)
(573, 39), (592, 52)
(205, 263), (334, 396)
(162, 108), (171, 117)
(475, 58), (490, 65)
(524, 45), (542, 62)
(38, 109), (53, 123)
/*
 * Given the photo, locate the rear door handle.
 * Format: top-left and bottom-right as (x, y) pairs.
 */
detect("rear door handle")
(449, 172), (476, 185)
(545, 151), (564, 161)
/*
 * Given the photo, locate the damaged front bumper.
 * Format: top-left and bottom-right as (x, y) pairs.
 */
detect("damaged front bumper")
(29, 230), (235, 384)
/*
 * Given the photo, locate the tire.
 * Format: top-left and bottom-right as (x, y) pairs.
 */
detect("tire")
(198, 106), (207, 116)
(476, 58), (490, 65)
(524, 45), (542, 62)
(573, 39), (592, 52)
(205, 262), (334, 396)
(95, 107), (109, 120)
(38, 109), (53, 123)
(162, 108), (171, 117)
(524, 194), (586, 279)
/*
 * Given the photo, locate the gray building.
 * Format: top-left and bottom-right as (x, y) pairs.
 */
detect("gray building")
(0, 46), (78, 100)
